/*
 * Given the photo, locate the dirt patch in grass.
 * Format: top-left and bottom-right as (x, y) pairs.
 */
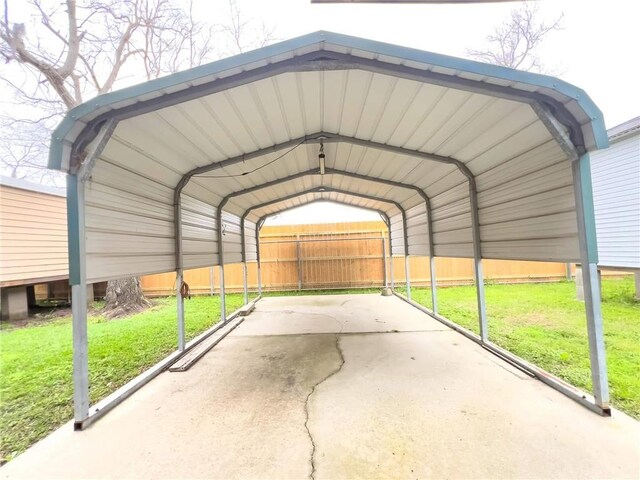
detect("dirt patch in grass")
(513, 312), (560, 329)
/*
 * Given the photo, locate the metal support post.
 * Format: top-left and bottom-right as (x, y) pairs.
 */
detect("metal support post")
(68, 174), (89, 427)
(256, 225), (263, 296)
(468, 177), (488, 343)
(573, 153), (610, 410)
(404, 255), (412, 300)
(389, 244), (395, 289)
(216, 204), (227, 323)
(425, 192), (438, 314)
(381, 237), (388, 287)
(430, 256), (438, 314)
(176, 269), (185, 351)
(209, 266), (215, 295)
(174, 188), (186, 352)
(219, 264), (226, 323)
(242, 262), (249, 305)
(474, 259), (487, 342)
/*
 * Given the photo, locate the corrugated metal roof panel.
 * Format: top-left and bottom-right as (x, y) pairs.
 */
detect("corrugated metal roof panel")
(49, 31), (610, 279)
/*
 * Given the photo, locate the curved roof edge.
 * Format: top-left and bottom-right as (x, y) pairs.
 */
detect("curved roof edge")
(49, 30), (608, 172)
(255, 198), (389, 225)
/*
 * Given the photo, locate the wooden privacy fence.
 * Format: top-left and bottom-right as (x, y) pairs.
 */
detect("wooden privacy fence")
(140, 221), (582, 296)
(262, 235), (387, 290)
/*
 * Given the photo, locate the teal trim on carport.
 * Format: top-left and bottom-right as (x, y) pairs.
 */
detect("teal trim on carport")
(66, 175), (81, 286)
(48, 30), (608, 173)
(576, 153), (599, 264)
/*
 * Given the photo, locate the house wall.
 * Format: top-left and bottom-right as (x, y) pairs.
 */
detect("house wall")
(0, 180), (68, 287)
(591, 131), (640, 269)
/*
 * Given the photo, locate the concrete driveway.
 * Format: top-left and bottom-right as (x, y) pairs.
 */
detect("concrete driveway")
(2, 294), (639, 479)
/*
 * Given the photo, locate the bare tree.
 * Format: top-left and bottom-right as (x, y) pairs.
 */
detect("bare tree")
(467, 2), (563, 72)
(0, 118), (57, 182)
(220, 0), (274, 55)
(0, 0), (274, 316)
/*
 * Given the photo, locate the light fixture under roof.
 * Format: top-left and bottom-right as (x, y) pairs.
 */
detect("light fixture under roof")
(318, 142), (326, 175)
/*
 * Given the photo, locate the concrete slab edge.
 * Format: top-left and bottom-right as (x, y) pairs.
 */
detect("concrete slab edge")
(74, 295), (263, 430)
(392, 291), (611, 417)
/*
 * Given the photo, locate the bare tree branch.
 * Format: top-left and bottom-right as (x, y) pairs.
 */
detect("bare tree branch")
(467, 2), (563, 73)
(0, 0), (277, 182)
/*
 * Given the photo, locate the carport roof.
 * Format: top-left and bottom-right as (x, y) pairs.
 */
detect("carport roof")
(49, 30), (607, 173)
(51, 30), (609, 284)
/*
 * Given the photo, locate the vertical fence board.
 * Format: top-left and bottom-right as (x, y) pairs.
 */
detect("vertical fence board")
(139, 221), (606, 296)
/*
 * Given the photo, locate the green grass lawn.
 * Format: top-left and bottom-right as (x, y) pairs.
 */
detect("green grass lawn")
(1, 279), (638, 462)
(0, 294), (244, 462)
(403, 277), (640, 419)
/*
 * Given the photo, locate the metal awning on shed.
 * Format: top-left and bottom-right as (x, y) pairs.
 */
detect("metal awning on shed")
(49, 31), (610, 428)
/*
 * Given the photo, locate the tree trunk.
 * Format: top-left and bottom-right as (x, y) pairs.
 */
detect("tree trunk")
(103, 277), (151, 319)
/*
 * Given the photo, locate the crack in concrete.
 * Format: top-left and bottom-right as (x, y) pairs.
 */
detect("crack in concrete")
(303, 334), (345, 480)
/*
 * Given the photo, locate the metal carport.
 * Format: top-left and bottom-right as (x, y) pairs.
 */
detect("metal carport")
(49, 31), (610, 428)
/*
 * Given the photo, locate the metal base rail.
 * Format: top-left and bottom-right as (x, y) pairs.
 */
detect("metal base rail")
(169, 316), (246, 372)
(74, 295), (262, 430)
(392, 291), (611, 417)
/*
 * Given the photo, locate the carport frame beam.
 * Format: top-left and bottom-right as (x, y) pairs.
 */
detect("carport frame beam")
(224, 165), (422, 254)
(256, 218), (265, 295)
(404, 255), (412, 300)
(68, 121), (116, 429)
(174, 191), (186, 351)
(177, 132), (473, 335)
(240, 222), (249, 305)
(253, 199), (393, 292)
(573, 153), (610, 411)
(68, 174), (90, 428)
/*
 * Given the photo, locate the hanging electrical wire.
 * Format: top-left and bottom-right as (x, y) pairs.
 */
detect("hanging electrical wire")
(198, 138), (309, 178)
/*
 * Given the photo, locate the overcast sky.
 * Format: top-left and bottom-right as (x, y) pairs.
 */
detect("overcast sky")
(206, 0), (639, 128)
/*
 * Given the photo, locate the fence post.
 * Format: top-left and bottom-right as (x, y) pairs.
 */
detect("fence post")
(404, 255), (412, 301)
(219, 264), (226, 323)
(430, 256), (438, 314)
(381, 237), (388, 288)
(296, 235), (302, 291)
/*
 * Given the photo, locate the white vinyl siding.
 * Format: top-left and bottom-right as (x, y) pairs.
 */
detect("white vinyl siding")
(591, 134), (640, 269)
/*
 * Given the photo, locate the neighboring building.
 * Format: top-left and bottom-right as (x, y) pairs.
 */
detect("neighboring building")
(0, 176), (68, 320)
(591, 116), (640, 269)
(590, 116), (640, 295)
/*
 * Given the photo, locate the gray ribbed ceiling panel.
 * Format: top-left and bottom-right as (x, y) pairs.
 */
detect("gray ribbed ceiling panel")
(52, 31), (607, 281)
